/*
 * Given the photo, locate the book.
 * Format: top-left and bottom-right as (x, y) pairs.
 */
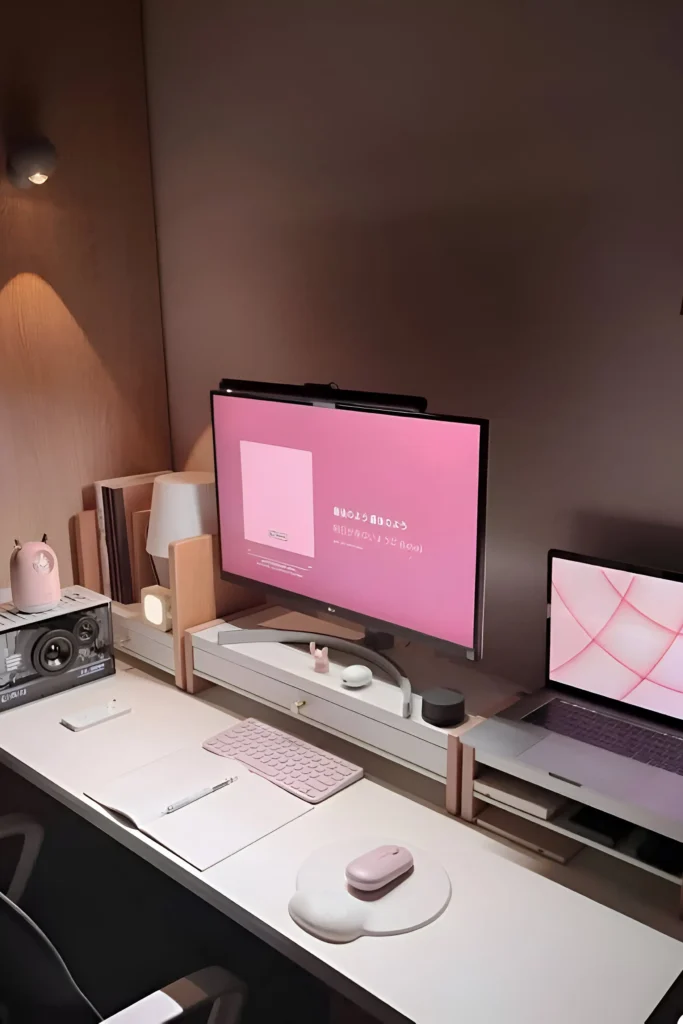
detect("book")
(473, 769), (568, 820)
(94, 471), (171, 599)
(94, 481), (111, 597)
(476, 806), (583, 864)
(85, 746), (311, 871)
(102, 485), (120, 601)
(104, 482), (160, 603)
(131, 509), (155, 597)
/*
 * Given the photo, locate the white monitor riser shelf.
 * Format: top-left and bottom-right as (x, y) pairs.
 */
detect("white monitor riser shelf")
(112, 601), (519, 785)
(190, 619), (450, 779)
(189, 607), (518, 782)
(214, 626), (413, 718)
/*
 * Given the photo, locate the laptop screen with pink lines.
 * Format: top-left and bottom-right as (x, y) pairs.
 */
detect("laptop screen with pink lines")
(212, 393), (487, 651)
(549, 554), (683, 720)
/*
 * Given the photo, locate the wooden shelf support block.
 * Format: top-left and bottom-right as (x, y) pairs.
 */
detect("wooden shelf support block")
(460, 743), (485, 823)
(169, 534), (262, 691)
(169, 535), (218, 691)
(445, 733), (462, 816)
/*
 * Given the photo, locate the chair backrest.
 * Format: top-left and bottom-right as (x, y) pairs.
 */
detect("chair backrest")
(0, 888), (101, 1024)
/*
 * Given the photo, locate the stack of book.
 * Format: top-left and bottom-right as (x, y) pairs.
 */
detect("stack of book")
(94, 471), (171, 603)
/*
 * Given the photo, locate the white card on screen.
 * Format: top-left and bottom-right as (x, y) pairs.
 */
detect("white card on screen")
(340, 664), (372, 689)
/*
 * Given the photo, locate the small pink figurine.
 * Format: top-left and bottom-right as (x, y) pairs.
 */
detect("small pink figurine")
(309, 641), (329, 674)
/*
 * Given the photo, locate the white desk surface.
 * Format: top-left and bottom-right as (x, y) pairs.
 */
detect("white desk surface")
(0, 663), (680, 1024)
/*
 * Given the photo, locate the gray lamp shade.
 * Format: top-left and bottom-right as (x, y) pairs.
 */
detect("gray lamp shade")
(146, 472), (218, 559)
(7, 138), (57, 188)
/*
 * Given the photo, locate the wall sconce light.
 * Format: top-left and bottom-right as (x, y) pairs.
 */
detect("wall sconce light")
(7, 137), (57, 188)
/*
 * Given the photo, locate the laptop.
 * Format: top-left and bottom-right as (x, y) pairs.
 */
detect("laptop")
(494, 549), (683, 827)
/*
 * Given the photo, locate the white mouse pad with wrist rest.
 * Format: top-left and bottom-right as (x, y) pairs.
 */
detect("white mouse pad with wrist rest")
(289, 837), (451, 942)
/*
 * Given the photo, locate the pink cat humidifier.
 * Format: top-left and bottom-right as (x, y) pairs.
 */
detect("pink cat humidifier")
(10, 535), (61, 613)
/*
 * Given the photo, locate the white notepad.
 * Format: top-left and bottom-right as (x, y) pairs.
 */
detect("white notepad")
(86, 746), (311, 870)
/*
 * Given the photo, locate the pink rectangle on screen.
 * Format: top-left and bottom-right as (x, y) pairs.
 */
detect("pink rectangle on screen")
(240, 441), (315, 557)
(550, 556), (683, 721)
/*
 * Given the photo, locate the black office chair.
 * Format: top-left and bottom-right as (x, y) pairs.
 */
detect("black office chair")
(0, 814), (246, 1024)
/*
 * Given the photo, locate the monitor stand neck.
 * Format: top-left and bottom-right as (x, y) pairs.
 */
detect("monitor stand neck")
(243, 607), (395, 653)
(362, 629), (394, 653)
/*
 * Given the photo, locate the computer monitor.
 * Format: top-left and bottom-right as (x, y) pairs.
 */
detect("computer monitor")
(212, 385), (488, 657)
(548, 550), (683, 721)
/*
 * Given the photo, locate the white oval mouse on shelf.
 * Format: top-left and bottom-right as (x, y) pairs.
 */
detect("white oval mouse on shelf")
(340, 664), (373, 689)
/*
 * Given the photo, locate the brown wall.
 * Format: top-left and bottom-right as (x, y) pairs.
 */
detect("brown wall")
(0, 0), (171, 589)
(145, 0), (683, 689)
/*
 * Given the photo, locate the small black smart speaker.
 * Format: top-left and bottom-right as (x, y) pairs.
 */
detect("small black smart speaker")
(420, 688), (466, 727)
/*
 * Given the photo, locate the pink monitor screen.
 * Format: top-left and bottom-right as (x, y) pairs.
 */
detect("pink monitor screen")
(212, 394), (486, 650)
(549, 555), (683, 720)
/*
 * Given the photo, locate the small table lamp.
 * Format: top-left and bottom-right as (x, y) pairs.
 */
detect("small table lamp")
(143, 473), (218, 632)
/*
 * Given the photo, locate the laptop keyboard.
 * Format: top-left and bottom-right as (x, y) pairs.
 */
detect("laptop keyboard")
(526, 700), (683, 776)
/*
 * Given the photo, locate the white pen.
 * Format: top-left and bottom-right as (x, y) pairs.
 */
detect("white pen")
(164, 776), (238, 815)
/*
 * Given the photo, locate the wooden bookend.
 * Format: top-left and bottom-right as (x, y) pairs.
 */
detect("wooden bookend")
(169, 535), (216, 691)
(169, 534), (262, 691)
(74, 510), (102, 593)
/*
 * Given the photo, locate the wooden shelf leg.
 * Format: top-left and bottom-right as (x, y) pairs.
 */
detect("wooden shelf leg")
(445, 733), (463, 816)
(460, 744), (484, 823)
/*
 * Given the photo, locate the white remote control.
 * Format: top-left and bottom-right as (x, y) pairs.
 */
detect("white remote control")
(60, 699), (131, 732)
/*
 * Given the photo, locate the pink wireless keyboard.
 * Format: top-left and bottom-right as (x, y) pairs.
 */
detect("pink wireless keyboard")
(203, 718), (363, 803)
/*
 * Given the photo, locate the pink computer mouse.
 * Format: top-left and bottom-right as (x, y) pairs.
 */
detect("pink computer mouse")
(345, 844), (413, 892)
